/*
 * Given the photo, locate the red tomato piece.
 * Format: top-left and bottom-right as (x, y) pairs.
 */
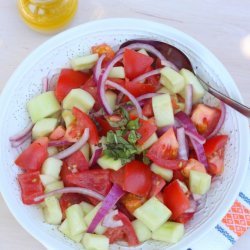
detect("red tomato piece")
(137, 119), (157, 145)
(142, 99), (154, 118)
(18, 171), (44, 205)
(191, 104), (221, 137)
(172, 169), (186, 182)
(163, 180), (190, 220)
(60, 162), (75, 187)
(91, 43), (115, 61)
(49, 125), (66, 140)
(110, 168), (125, 188)
(55, 69), (90, 102)
(175, 212), (194, 224)
(123, 49), (154, 79)
(59, 193), (86, 219)
(123, 160), (152, 197)
(95, 117), (114, 137)
(204, 135), (228, 156)
(65, 169), (111, 196)
(104, 212), (139, 246)
(15, 137), (48, 172)
(148, 174), (166, 197)
(120, 193), (146, 214)
(182, 158), (207, 178)
(65, 150), (89, 172)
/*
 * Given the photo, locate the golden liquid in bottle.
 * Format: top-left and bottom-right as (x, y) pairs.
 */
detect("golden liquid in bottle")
(17, 0), (78, 33)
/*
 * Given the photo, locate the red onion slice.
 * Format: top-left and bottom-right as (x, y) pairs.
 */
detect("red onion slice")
(53, 128), (89, 159)
(9, 122), (33, 142)
(207, 101), (226, 139)
(177, 127), (188, 160)
(184, 84), (193, 115)
(93, 54), (106, 83)
(33, 187), (104, 202)
(192, 193), (202, 201)
(185, 198), (197, 213)
(190, 137), (208, 167)
(136, 92), (161, 102)
(161, 60), (179, 71)
(87, 184), (125, 233)
(42, 77), (49, 92)
(10, 132), (32, 148)
(98, 53), (123, 114)
(132, 69), (161, 83)
(89, 147), (102, 167)
(106, 80), (143, 118)
(175, 111), (206, 144)
(157, 125), (173, 137)
(102, 209), (123, 228)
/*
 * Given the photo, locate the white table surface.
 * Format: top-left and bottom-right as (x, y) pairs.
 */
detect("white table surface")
(0, 0), (250, 249)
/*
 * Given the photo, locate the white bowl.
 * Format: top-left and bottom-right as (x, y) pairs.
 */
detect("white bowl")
(0, 18), (249, 250)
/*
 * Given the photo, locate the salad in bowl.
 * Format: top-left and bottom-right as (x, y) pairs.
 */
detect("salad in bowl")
(10, 40), (228, 250)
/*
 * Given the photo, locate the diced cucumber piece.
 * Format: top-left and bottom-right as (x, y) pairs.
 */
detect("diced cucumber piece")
(132, 219), (151, 242)
(32, 118), (58, 139)
(150, 163), (173, 182)
(82, 233), (109, 250)
(138, 48), (149, 56)
(80, 143), (90, 161)
(105, 90), (117, 111)
(179, 69), (205, 103)
(160, 67), (185, 94)
(133, 197), (172, 231)
(45, 181), (64, 198)
(137, 133), (158, 152)
(47, 146), (58, 156)
(62, 110), (75, 128)
(71, 53), (99, 71)
(152, 222), (184, 243)
(62, 89), (95, 113)
(27, 91), (61, 123)
(80, 201), (94, 215)
(108, 66), (125, 79)
(58, 219), (84, 243)
(43, 196), (62, 225)
(39, 174), (58, 186)
(84, 203), (107, 234)
(41, 157), (63, 179)
(97, 155), (123, 171)
(189, 170), (211, 195)
(152, 93), (174, 127)
(66, 204), (87, 236)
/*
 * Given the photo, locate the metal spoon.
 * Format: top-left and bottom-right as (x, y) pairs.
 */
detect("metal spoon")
(121, 40), (250, 117)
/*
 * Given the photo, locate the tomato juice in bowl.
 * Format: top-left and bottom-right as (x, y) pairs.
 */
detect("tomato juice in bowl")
(0, 19), (249, 250)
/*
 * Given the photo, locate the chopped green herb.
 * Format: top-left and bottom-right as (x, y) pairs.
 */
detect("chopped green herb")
(128, 130), (141, 144)
(142, 150), (151, 165)
(127, 118), (140, 130)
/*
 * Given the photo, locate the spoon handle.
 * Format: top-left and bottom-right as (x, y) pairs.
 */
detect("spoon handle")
(197, 76), (250, 118)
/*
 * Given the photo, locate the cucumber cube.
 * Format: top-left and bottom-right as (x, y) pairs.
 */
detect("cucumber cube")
(160, 67), (185, 94)
(43, 196), (62, 225)
(108, 66), (125, 79)
(189, 170), (211, 195)
(179, 69), (205, 103)
(84, 203), (107, 234)
(97, 155), (123, 171)
(105, 90), (117, 111)
(66, 204), (87, 236)
(44, 181), (64, 198)
(133, 197), (172, 231)
(80, 201), (94, 215)
(47, 146), (58, 156)
(132, 219), (152, 242)
(41, 157), (63, 179)
(71, 53), (99, 71)
(80, 143), (90, 161)
(152, 93), (174, 127)
(137, 133), (158, 152)
(27, 91), (61, 123)
(82, 233), (109, 250)
(32, 118), (58, 139)
(58, 219), (84, 243)
(152, 222), (184, 243)
(62, 110), (75, 128)
(39, 174), (58, 186)
(62, 88), (95, 113)
(150, 163), (173, 182)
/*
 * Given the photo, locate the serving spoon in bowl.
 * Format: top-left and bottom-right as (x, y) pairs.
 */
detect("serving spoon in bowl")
(121, 40), (250, 118)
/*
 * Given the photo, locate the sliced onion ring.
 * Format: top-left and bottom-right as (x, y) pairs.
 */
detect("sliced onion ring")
(161, 60), (179, 71)
(132, 69), (161, 83)
(184, 84), (193, 115)
(177, 127), (188, 160)
(136, 92), (161, 102)
(33, 187), (104, 202)
(207, 101), (226, 139)
(87, 184), (125, 233)
(53, 128), (89, 159)
(190, 137), (208, 167)
(42, 77), (49, 92)
(106, 80), (143, 118)
(89, 147), (102, 167)
(102, 209), (123, 228)
(93, 54), (106, 83)
(9, 122), (33, 142)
